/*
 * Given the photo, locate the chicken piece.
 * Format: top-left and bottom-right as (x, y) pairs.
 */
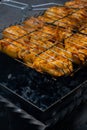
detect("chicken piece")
(69, 8), (87, 23)
(30, 24), (73, 43)
(23, 17), (44, 32)
(3, 25), (29, 44)
(38, 6), (76, 24)
(32, 44), (73, 77)
(54, 8), (87, 31)
(21, 25), (72, 67)
(19, 25), (59, 65)
(55, 26), (73, 41)
(80, 28), (87, 35)
(38, 15), (54, 24)
(44, 6), (76, 21)
(18, 50), (36, 67)
(19, 40), (54, 65)
(54, 16), (78, 30)
(0, 38), (27, 58)
(29, 24), (73, 46)
(80, 22), (87, 30)
(65, 33), (87, 64)
(65, 0), (87, 8)
(30, 25), (58, 41)
(80, 23), (87, 34)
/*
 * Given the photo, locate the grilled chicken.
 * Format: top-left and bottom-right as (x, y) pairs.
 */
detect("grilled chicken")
(30, 24), (73, 43)
(80, 28), (87, 35)
(0, 38), (27, 58)
(19, 25), (58, 66)
(23, 17), (44, 32)
(19, 40), (55, 65)
(54, 8), (87, 30)
(65, 0), (87, 8)
(69, 8), (87, 21)
(44, 6), (76, 20)
(65, 33), (87, 64)
(30, 25), (58, 41)
(37, 6), (76, 24)
(80, 23), (87, 34)
(0, 1), (87, 77)
(3, 25), (29, 44)
(33, 44), (73, 77)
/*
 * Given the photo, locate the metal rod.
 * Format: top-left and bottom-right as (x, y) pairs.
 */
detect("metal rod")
(2, 24), (79, 64)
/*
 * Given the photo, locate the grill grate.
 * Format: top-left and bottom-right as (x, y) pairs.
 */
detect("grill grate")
(0, 51), (87, 110)
(0, 5), (87, 77)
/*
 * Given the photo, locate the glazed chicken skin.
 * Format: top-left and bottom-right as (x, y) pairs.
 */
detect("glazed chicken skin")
(0, 38), (28, 58)
(80, 28), (87, 35)
(3, 25), (28, 39)
(80, 23), (87, 34)
(65, 33), (87, 64)
(33, 44), (73, 77)
(23, 17), (44, 32)
(39, 6), (77, 23)
(30, 25), (58, 42)
(19, 25), (59, 66)
(30, 24), (74, 43)
(37, 6), (77, 24)
(19, 39), (56, 66)
(3, 25), (30, 44)
(54, 8), (87, 31)
(65, 0), (87, 8)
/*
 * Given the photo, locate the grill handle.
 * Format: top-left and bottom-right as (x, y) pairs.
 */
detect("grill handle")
(31, 3), (62, 10)
(1, 0), (28, 10)
(1, 0), (63, 10)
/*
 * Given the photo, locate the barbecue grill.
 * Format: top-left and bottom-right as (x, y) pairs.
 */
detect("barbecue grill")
(0, 0), (87, 129)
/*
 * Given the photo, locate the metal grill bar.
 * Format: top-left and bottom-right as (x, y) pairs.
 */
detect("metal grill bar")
(65, 34), (87, 50)
(34, 53), (67, 75)
(1, 38), (71, 75)
(43, 5), (81, 23)
(64, 38), (87, 49)
(44, 8), (78, 18)
(0, 4), (87, 77)
(2, 22), (82, 64)
(50, 8), (86, 25)
(2, 25), (75, 62)
(22, 30), (80, 61)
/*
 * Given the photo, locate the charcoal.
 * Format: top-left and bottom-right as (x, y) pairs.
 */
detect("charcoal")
(0, 53), (87, 110)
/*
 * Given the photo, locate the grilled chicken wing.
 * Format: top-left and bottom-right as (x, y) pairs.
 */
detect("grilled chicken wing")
(65, 33), (87, 64)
